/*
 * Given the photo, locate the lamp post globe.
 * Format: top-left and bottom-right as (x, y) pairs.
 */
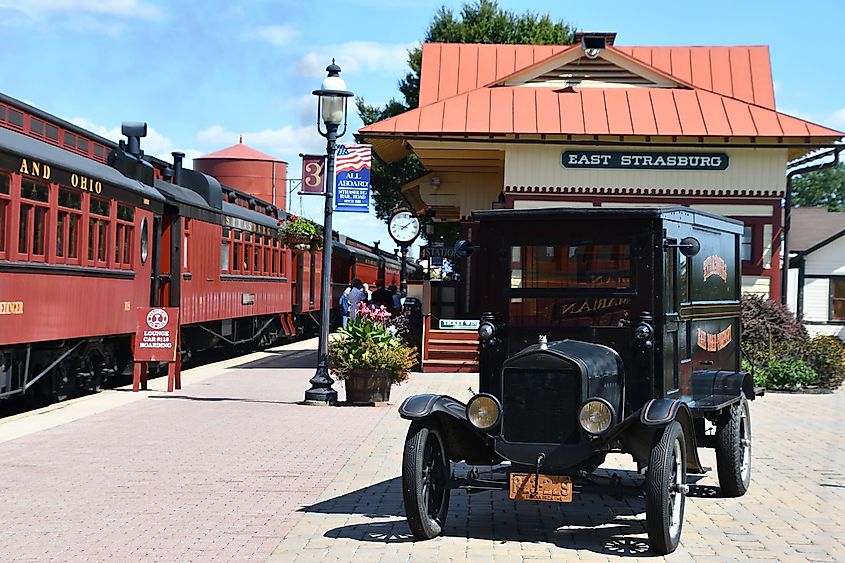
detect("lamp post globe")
(304, 60), (353, 406)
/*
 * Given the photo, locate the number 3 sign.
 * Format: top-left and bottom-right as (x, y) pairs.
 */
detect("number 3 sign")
(301, 155), (326, 194)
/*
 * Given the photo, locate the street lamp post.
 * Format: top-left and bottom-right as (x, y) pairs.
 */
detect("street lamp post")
(304, 60), (353, 405)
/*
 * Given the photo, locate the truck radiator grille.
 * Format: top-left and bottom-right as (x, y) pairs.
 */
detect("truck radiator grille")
(502, 368), (580, 444)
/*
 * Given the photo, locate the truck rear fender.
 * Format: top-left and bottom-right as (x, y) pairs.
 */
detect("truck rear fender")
(399, 394), (501, 465)
(620, 399), (705, 474)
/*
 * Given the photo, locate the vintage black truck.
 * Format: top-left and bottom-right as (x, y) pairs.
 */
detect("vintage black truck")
(399, 207), (755, 554)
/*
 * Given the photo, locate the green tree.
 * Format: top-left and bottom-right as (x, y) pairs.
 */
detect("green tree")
(358, 0), (576, 222)
(792, 163), (845, 211)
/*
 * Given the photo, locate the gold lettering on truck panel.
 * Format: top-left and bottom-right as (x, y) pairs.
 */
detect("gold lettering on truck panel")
(0, 301), (24, 315)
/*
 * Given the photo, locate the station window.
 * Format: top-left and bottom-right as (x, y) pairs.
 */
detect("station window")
(56, 187), (82, 264)
(88, 196), (110, 266)
(0, 174), (9, 258)
(831, 279), (845, 321)
(18, 180), (49, 261)
(115, 204), (134, 268)
(741, 226), (752, 261)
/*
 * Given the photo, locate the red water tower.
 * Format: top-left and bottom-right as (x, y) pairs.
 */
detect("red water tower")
(193, 140), (289, 211)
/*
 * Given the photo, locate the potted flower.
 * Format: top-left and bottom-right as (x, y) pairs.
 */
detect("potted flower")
(278, 215), (322, 253)
(329, 303), (418, 404)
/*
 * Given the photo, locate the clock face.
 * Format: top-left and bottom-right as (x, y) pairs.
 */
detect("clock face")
(389, 210), (420, 243)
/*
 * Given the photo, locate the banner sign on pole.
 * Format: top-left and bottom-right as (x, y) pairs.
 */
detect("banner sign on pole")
(301, 154), (326, 194)
(335, 144), (371, 213)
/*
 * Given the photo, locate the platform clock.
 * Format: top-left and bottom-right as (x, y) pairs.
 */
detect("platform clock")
(388, 209), (421, 244)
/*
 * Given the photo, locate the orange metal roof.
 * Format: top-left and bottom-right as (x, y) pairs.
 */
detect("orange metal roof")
(364, 87), (843, 137)
(361, 42), (843, 141)
(197, 141), (283, 162)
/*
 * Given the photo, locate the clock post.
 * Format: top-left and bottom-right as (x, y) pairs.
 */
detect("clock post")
(387, 207), (421, 297)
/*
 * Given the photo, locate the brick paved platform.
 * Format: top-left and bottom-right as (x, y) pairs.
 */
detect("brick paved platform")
(1, 339), (843, 562)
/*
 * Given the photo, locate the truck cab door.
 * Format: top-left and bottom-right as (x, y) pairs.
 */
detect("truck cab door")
(663, 238), (692, 398)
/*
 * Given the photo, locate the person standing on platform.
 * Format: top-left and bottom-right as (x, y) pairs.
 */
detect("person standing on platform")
(371, 285), (393, 313)
(362, 282), (373, 303)
(389, 284), (402, 316)
(339, 285), (352, 328)
(348, 278), (366, 321)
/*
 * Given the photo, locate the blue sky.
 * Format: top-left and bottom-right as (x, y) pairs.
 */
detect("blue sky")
(1, 0), (843, 256)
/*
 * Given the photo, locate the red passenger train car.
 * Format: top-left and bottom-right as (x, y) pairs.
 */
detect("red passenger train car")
(0, 94), (412, 402)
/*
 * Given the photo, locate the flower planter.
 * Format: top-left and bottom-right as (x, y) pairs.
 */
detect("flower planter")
(344, 368), (394, 404)
(284, 233), (316, 254)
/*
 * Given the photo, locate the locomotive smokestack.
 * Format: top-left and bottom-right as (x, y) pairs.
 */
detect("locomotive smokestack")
(172, 151), (185, 186)
(121, 122), (147, 157)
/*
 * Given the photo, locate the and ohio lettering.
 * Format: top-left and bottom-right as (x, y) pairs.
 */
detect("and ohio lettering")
(18, 158), (102, 194)
(562, 151), (729, 171)
(703, 255), (728, 283)
(697, 326), (732, 352)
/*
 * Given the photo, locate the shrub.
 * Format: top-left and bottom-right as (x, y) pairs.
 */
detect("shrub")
(762, 357), (817, 390)
(806, 335), (845, 389)
(740, 294), (808, 366)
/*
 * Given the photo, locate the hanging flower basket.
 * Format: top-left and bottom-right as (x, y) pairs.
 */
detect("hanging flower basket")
(278, 215), (322, 253)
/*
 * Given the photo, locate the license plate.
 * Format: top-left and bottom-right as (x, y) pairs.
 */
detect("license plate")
(509, 472), (573, 502)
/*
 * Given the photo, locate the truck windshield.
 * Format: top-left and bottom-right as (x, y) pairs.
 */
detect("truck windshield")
(510, 243), (631, 289)
(509, 243), (633, 328)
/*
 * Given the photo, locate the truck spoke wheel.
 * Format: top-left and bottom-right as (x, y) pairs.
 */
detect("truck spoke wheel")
(645, 420), (687, 555)
(402, 422), (451, 540)
(715, 396), (751, 497)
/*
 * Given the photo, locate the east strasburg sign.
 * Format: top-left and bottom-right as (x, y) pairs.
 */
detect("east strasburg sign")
(562, 150), (729, 171)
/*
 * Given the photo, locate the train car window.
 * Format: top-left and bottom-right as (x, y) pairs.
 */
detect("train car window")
(56, 187), (82, 263)
(221, 240), (230, 272)
(77, 137), (89, 153)
(0, 174), (9, 257)
(140, 217), (149, 264)
(115, 204), (134, 267)
(63, 131), (76, 148)
(46, 124), (59, 142)
(233, 237), (241, 272)
(254, 245), (260, 273)
(182, 218), (190, 271)
(30, 118), (45, 136)
(264, 242), (270, 275)
(88, 196), (110, 265)
(0, 105), (6, 122)
(19, 180), (50, 261)
(8, 108), (23, 128)
(93, 144), (105, 159)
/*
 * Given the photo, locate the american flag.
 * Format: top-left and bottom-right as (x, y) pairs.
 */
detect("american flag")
(335, 144), (372, 173)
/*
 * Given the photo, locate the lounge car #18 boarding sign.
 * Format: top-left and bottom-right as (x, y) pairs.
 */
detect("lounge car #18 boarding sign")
(134, 307), (180, 362)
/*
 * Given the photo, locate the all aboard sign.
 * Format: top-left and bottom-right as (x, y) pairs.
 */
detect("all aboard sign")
(562, 150), (729, 171)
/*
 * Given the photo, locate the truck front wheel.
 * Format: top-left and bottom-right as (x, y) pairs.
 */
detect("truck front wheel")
(715, 396), (751, 497)
(645, 421), (687, 554)
(402, 422), (451, 540)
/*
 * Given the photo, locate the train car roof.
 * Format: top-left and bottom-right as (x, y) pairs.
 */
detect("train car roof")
(0, 126), (165, 204)
(221, 200), (279, 230)
(332, 240), (381, 261)
(154, 178), (215, 210)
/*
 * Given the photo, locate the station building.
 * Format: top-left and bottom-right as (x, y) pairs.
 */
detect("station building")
(360, 33), (844, 307)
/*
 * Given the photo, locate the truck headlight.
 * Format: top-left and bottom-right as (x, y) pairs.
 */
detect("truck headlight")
(466, 393), (501, 431)
(578, 399), (613, 435)
(477, 321), (496, 341)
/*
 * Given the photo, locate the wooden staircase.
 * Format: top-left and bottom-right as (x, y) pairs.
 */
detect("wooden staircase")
(422, 327), (479, 373)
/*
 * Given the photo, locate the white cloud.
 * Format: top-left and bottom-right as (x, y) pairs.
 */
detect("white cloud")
(197, 124), (325, 163)
(0, 0), (163, 21)
(68, 116), (202, 167)
(242, 23), (300, 46)
(830, 108), (845, 128)
(297, 40), (417, 78)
